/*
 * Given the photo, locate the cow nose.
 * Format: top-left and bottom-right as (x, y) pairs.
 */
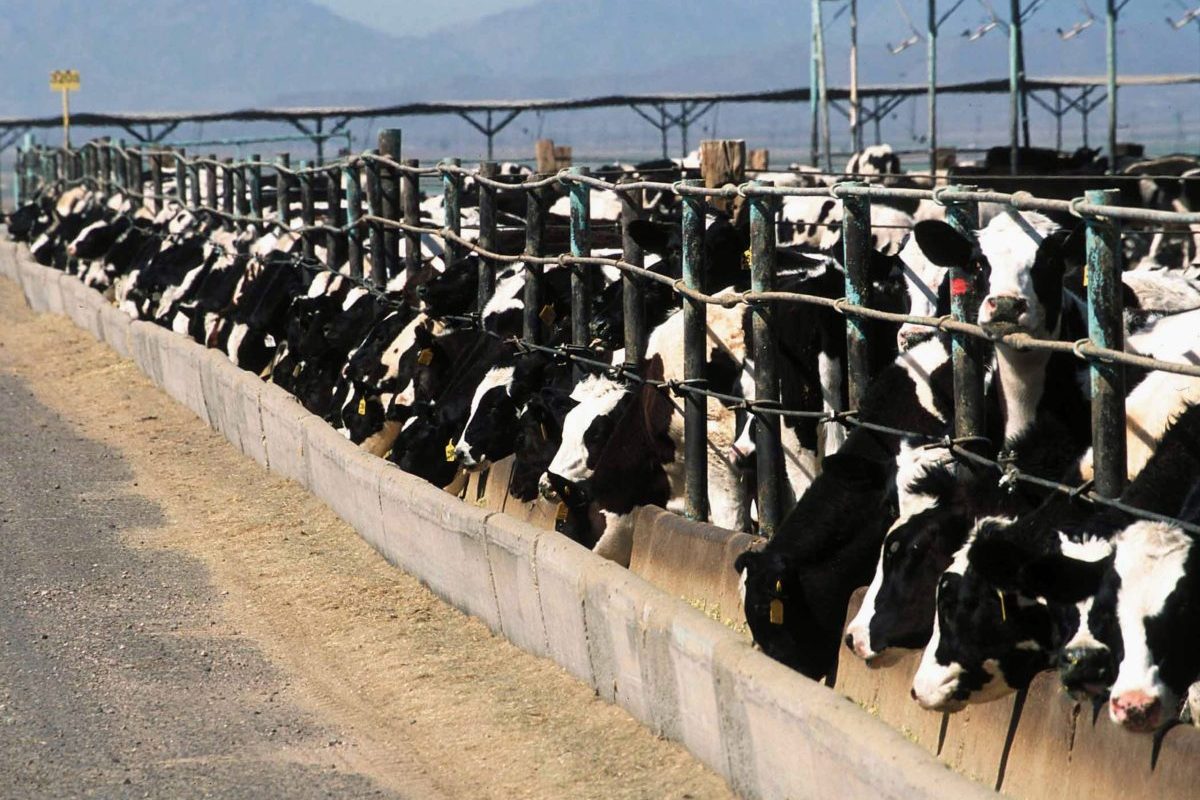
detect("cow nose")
(1059, 648), (1114, 697)
(1110, 691), (1163, 732)
(897, 326), (931, 352)
(984, 294), (1027, 324)
(729, 443), (753, 466)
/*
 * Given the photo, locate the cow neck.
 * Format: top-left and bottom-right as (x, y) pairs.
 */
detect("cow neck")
(994, 342), (1051, 444)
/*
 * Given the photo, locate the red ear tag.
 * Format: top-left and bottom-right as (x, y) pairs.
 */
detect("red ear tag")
(950, 277), (970, 297)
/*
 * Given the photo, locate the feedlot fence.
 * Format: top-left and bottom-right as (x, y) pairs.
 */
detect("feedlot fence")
(16, 134), (1200, 541)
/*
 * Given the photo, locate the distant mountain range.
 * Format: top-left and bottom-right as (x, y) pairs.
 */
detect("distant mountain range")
(2, 1), (1198, 158)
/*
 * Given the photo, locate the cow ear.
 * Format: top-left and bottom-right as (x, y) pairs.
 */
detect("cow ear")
(913, 220), (974, 268)
(1060, 225), (1087, 268)
(733, 549), (761, 575)
(627, 220), (674, 255)
(821, 453), (888, 489)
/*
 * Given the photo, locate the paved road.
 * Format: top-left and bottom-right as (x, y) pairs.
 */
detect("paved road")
(0, 371), (396, 799)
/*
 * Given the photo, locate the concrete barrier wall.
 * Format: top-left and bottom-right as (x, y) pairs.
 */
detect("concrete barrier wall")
(611, 483), (1200, 799)
(2, 247), (998, 800)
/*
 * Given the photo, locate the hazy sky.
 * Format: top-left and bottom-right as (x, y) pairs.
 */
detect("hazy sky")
(308, 0), (538, 36)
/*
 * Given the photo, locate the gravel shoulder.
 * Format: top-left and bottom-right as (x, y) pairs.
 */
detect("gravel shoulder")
(0, 273), (734, 800)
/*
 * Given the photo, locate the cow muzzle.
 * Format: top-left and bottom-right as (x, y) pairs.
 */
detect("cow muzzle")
(1110, 690), (1164, 733)
(979, 294), (1028, 334)
(1059, 647), (1115, 700)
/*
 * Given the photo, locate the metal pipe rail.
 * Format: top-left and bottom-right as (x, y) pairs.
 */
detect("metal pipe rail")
(23, 140), (1200, 540)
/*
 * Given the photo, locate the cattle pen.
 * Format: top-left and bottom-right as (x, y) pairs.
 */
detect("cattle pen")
(12, 134), (1200, 797)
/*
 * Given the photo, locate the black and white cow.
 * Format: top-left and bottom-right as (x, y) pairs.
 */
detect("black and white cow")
(540, 296), (746, 563)
(911, 386), (1200, 713)
(735, 335), (954, 680)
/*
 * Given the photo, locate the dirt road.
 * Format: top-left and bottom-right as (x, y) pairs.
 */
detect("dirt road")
(0, 273), (734, 800)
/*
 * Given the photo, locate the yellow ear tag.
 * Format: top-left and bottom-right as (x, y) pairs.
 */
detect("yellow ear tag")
(742, 247), (752, 270)
(1082, 265), (1088, 288)
(539, 304), (556, 325)
(357, 398), (367, 416)
(769, 579), (784, 625)
(417, 348), (433, 366)
(555, 502), (569, 522)
(997, 589), (1008, 623)
(769, 599), (784, 625)
(445, 439), (457, 462)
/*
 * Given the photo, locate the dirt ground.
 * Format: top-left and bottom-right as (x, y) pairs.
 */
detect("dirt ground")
(0, 272), (735, 800)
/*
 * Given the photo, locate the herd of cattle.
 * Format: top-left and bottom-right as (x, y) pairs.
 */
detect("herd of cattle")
(10, 143), (1200, 738)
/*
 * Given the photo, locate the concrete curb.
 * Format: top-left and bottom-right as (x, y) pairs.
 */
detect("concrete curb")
(2, 245), (997, 800)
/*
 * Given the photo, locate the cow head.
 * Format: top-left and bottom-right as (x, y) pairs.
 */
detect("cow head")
(626, 213), (749, 294)
(844, 457), (972, 664)
(1104, 519), (1200, 732)
(737, 452), (893, 680)
(915, 212), (1086, 342)
(966, 516), (1121, 702)
(539, 375), (633, 500)
(911, 516), (1059, 712)
(455, 365), (517, 471)
(510, 386), (577, 503)
(417, 255), (479, 317)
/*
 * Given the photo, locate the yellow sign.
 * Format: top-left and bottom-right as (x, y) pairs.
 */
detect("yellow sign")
(50, 70), (80, 147)
(50, 70), (80, 91)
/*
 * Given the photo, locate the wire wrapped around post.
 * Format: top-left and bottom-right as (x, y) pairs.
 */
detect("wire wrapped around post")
(128, 148), (143, 209)
(298, 161), (316, 261)
(680, 178), (709, 522)
(620, 177), (645, 374)
(221, 157), (236, 231)
(841, 182), (872, 409)
(442, 158), (462, 271)
(235, 158), (252, 230)
(749, 181), (783, 537)
(944, 185), (986, 441)
(14, 148), (24, 205)
(114, 142), (129, 193)
(274, 153), (290, 235)
(248, 153), (264, 225)
(1086, 188), (1126, 498)
(523, 173), (547, 344)
(187, 155), (201, 211)
(325, 166), (344, 272)
(567, 166), (592, 382)
(97, 142), (112, 196)
(365, 148), (386, 285)
(402, 157), (421, 283)
(150, 152), (164, 215)
(174, 150), (187, 205)
(344, 162), (364, 280)
(477, 161), (499, 315)
(204, 154), (217, 224)
(378, 129), (402, 280)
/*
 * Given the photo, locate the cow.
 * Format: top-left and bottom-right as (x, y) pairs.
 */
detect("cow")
(540, 295), (746, 563)
(912, 391), (1200, 714)
(735, 334), (954, 681)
